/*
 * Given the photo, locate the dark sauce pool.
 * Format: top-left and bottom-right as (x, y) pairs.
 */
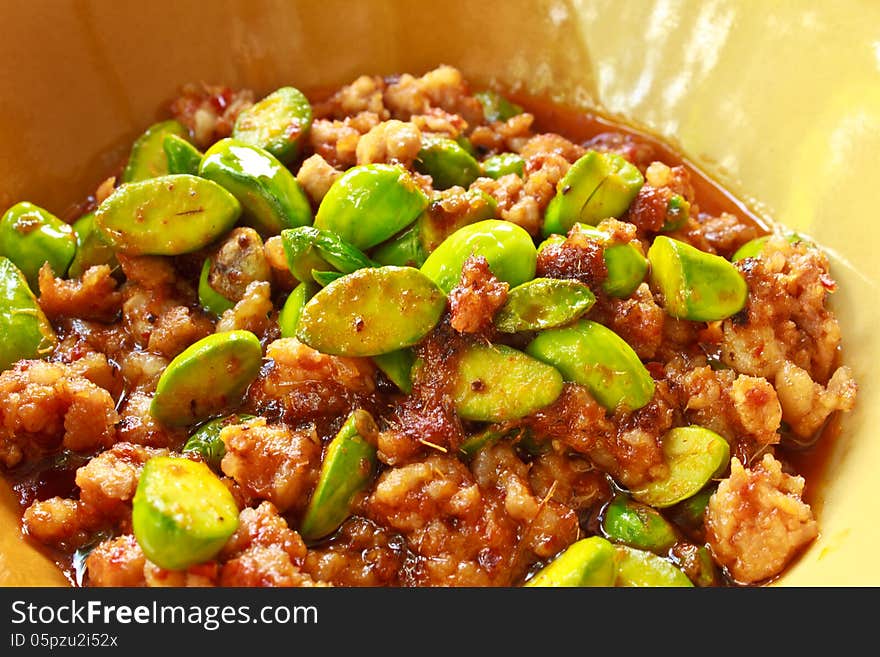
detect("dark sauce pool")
(3, 88), (843, 586)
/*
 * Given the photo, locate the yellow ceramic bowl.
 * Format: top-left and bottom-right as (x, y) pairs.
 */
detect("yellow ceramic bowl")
(1, 0), (878, 586)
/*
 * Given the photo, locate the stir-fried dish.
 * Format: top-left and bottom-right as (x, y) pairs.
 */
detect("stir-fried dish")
(0, 66), (857, 587)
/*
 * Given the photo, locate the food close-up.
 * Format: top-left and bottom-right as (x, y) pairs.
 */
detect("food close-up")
(0, 61), (860, 588)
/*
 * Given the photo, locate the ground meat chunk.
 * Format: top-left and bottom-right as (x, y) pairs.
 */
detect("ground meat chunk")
(315, 75), (388, 120)
(0, 360), (119, 468)
(720, 236), (841, 383)
(589, 283), (665, 359)
(38, 264), (121, 322)
(697, 212), (763, 259)
(304, 517), (409, 586)
(469, 113), (535, 154)
(355, 119), (421, 167)
(585, 132), (657, 170)
(247, 338), (375, 423)
(626, 184), (674, 233)
(146, 306), (214, 359)
(774, 361), (857, 440)
(535, 223), (608, 289)
(86, 534), (147, 587)
(115, 391), (187, 449)
(22, 498), (100, 549)
(209, 227), (272, 302)
(309, 112), (380, 169)
(218, 501), (322, 587)
(215, 280), (274, 338)
(263, 235), (297, 290)
(528, 450), (610, 515)
(144, 562), (218, 587)
(706, 454), (818, 584)
(448, 255), (508, 335)
(384, 65), (482, 127)
(169, 83), (254, 148)
(666, 358), (782, 462)
(367, 454), (519, 586)
(295, 154), (341, 205)
(410, 108), (468, 139)
(220, 417), (321, 513)
(75, 442), (168, 519)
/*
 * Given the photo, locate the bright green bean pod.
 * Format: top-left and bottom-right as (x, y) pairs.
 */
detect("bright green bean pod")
(198, 258), (235, 316)
(232, 86), (313, 164)
(372, 348), (415, 394)
(163, 133), (204, 176)
(0, 201), (77, 288)
(67, 212), (117, 279)
(481, 153), (525, 179)
(183, 413), (255, 471)
(278, 281), (318, 338)
(614, 545), (693, 587)
(122, 120), (189, 182)
(475, 90), (523, 123)
(0, 257), (56, 371)
(414, 134), (481, 190)
(525, 537), (616, 587)
(601, 495), (679, 553)
(526, 320), (654, 412)
(495, 278), (595, 333)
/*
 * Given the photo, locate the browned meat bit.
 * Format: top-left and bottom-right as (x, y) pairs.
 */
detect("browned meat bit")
(38, 264), (122, 323)
(720, 236), (856, 441)
(146, 306), (214, 359)
(169, 83), (254, 148)
(419, 185), (496, 252)
(75, 442), (168, 519)
(118, 351), (169, 394)
(145, 561), (218, 587)
(0, 360), (119, 468)
(367, 454), (516, 586)
(86, 534), (147, 587)
(471, 444), (579, 563)
(247, 338), (376, 423)
(706, 453), (817, 584)
(448, 255), (508, 335)
(666, 358), (782, 462)
(535, 222), (608, 288)
(469, 113), (536, 154)
(355, 119), (422, 167)
(295, 153), (341, 205)
(378, 325), (466, 463)
(585, 131), (657, 170)
(626, 184), (674, 233)
(208, 227), (272, 302)
(528, 450), (610, 515)
(384, 65), (483, 126)
(309, 111), (380, 169)
(220, 417), (321, 514)
(410, 107), (469, 139)
(314, 75), (388, 120)
(115, 391), (187, 449)
(589, 283), (665, 359)
(219, 501), (324, 587)
(263, 234), (297, 290)
(22, 498), (101, 550)
(304, 517), (409, 586)
(697, 212), (763, 259)
(216, 280), (275, 339)
(774, 361), (856, 440)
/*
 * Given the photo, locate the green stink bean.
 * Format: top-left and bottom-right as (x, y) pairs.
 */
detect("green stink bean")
(495, 277), (595, 333)
(672, 543), (720, 587)
(280, 226), (375, 278)
(475, 90), (524, 123)
(614, 545), (693, 587)
(95, 174), (241, 255)
(455, 134), (478, 158)
(370, 225), (428, 268)
(630, 426), (730, 508)
(526, 320), (654, 412)
(543, 150), (644, 237)
(132, 456), (239, 571)
(458, 426), (509, 459)
(730, 231), (810, 262)
(278, 281), (318, 338)
(647, 235), (748, 321)
(311, 270), (344, 286)
(200, 138), (312, 235)
(198, 258), (235, 316)
(451, 343), (563, 422)
(150, 330), (263, 426)
(524, 537), (616, 587)
(67, 212), (117, 279)
(662, 193), (690, 232)
(232, 86), (313, 164)
(0, 202), (77, 288)
(372, 348), (415, 394)
(481, 153), (525, 179)
(296, 266), (445, 357)
(414, 134), (481, 190)
(122, 120), (189, 183)
(420, 219), (537, 294)
(314, 164), (428, 250)
(163, 133), (204, 175)
(0, 257), (56, 371)
(601, 495), (679, 553)
(299, 409), (379, 541)
(183, 413), (255, 471)
(669, 485), (715, 531)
